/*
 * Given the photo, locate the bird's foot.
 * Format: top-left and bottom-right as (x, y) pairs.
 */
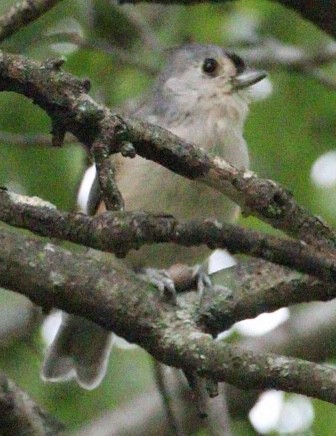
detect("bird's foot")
(138, 268), (177, 304)
(137, 263), (230, 306)
(192, 264), (213, 298)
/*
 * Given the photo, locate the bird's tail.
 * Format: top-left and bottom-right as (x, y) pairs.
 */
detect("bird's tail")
(41, 313), (114, 390)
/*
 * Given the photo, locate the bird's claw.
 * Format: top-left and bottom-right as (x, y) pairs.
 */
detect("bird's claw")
(192, 264), (213, 298)
(138, 268), (177, 304)
(138, 263), (229, 307)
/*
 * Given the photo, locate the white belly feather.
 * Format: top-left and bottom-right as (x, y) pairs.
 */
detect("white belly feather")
(117, 112), (249, 269)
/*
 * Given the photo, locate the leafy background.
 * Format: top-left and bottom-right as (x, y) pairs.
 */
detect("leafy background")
(0, 0), (335, 434)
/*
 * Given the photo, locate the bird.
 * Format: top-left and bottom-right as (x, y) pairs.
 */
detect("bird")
(41, 43), (267, 389)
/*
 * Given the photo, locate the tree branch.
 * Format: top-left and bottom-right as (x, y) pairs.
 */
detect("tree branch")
(1, 226), (336, 403)
(0, 371), (64, 435)
(276, 0), (336, 39)
(241, 39), (336, 91)
(242, 300), (336, 362)
(43, 32), (158, 75)
(0, 0), (64, 44)
(119, 0), (336, 39)
(120, 117), (336, 251)
(198, 259), (336, 335)
(3, 189), (336, 337)
(112, 1), (162, 52)
(92, 140), (125, 211)
(0, 50), (335, 252)
(2, 190), (336, 288)
(0, 0), (335, 426)
(0, 130), (75, 146)
(241, 40), (336, 70)
(74, 378), (203, 436)
(74, 300), (336, 435)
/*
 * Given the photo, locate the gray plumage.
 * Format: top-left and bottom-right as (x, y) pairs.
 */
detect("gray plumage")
(41, 43), (266, 389)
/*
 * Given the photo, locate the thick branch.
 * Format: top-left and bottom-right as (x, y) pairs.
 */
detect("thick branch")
(1, 227), (336, 403)
(0, 0), (63, 43)
(75, 300), (336, 435)
(0, 371), (63, 435)
(198, 259), (336, 335)
(3, 190), (336, 336)
(242, 300), (336, 363)
(2, 190), (336, 287)
(0, 50), (334, 251)
(120, 117), (336, 251)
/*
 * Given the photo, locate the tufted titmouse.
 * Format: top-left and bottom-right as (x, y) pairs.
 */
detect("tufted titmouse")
(41, 44), (267, 389)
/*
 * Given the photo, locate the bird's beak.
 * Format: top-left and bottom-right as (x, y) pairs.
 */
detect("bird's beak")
(231, 69), (267, 90)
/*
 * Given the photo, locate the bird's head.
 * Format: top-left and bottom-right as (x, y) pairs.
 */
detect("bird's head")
(154, 44), (267, 121)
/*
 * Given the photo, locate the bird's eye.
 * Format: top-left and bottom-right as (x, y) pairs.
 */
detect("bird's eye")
(202, 58), (219, 76)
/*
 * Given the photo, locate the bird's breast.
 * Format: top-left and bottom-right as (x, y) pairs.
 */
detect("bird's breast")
(115, 107), (249, 269)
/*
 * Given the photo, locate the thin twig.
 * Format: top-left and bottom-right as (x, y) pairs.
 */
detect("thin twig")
(153, 361), (185, 435)
(0, 0), (64, 43)
(0, 130), (77, 146)
(240, 39), (336, 91)
(73, 377), (203, 436)
(306, 68), (336, 91)
(240, 39), (336, 70)
(92, 139), (125, 211)
(43, 31), (158, 74)
(111, 0), (162, 51)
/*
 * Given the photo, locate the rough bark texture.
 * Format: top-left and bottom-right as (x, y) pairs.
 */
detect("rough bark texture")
(1, 227), (336, 403)
(0, 0), (335, 428)
(0, 371), (63, 435)
(0, 51), (335, 252)
(1, 190), (336, 288)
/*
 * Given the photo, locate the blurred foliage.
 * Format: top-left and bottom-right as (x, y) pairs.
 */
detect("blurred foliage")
(0, 0), (335, 434)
